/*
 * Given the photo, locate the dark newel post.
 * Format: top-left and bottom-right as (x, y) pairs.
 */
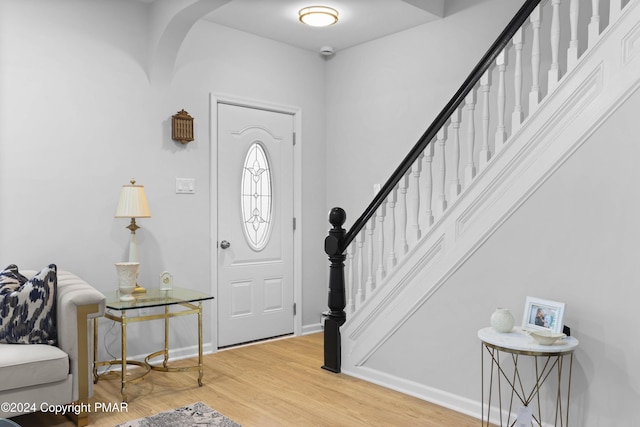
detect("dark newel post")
(322, 207), (347, 373)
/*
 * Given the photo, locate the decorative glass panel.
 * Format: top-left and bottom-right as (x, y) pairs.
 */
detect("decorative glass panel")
(241, 142), (273, 250)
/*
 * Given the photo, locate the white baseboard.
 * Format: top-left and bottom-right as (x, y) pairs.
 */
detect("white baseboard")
(342, 365), (482, 421)
(302, 322), (323, 335)
(343, 364), (559, 427)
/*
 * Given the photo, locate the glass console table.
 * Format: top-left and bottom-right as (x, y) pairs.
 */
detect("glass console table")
(93, 287), (214, 402)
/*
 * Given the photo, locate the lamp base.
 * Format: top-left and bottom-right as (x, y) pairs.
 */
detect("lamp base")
(133, 284), (146, 294)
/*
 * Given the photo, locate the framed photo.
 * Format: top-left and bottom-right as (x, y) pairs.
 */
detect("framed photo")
(522, 296), (565, 334)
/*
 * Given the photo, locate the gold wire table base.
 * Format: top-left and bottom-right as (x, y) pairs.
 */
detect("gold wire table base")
(93, 301), (205, 403)
(481, 342), (574, 427)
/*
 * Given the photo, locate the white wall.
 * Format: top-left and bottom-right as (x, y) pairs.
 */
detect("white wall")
(366, 85), (640, 425)
(325, 0), (525, 221)
(324, 0), (640, 424)
(0, 0), (327, 357)
(172, 20), (329, 333)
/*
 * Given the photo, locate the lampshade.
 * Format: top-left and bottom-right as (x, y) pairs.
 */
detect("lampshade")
(115, 180), (151, 218)
(299, 6), (339, 27)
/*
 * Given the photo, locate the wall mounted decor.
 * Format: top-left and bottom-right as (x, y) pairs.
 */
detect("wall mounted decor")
(172, 109), (194, 144)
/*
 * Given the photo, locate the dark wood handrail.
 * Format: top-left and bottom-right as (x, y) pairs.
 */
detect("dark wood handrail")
(322, 0), (543, 374)
(338, 0), (542, 253)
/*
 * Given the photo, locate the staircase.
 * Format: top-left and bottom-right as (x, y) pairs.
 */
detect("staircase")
(324, 0), (640, 420)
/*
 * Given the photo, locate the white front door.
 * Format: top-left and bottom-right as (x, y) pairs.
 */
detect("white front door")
(217, 102), (295, 348)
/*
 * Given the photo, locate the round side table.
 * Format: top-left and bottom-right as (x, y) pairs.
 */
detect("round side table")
(478, 327), (579, 427)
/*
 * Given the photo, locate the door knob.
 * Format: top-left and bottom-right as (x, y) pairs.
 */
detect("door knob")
(220, 240), (231, 249)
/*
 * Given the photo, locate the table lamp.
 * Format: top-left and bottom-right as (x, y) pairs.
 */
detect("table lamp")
(115, 179), (151, 293)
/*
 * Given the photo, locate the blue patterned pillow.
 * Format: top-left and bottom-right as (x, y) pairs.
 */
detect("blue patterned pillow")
(0, 264), (57, 345)
(0, 264), (28, 295)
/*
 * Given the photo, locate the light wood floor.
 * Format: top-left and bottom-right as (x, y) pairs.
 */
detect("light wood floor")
(12, 333), (482, 427)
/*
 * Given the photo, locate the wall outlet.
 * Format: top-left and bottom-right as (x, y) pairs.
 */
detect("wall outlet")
(139, 308), (151, 317)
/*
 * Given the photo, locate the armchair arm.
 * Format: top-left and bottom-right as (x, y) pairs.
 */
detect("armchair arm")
(55, 271), (106, 405)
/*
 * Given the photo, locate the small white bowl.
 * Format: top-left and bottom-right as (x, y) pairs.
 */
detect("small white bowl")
(529, 330), (566, 345)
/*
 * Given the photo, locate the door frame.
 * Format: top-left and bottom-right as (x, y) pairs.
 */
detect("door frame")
(210, 93), (302, 350)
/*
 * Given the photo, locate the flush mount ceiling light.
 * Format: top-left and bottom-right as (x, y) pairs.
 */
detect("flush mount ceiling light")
(298, 6), (339, 27)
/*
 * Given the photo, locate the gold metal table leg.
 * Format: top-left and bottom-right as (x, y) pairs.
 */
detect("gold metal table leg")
(481, 343), (485, 426)
(484, 345), (496, 426)
(198, 301), (204, 386)
(555, 355), (563, 426)
(163, 305), (169, 368)
(535, 356), (542, 426)
(121, 310), (128, 403)
(566, 353), (573, 427)
(93, 318), (99, 384)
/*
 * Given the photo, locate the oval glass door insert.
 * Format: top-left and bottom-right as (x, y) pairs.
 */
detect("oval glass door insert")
(241, 142), (273, 250)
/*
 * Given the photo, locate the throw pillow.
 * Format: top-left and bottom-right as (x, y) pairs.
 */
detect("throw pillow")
(0, 264), (57, 345)
(0, 264), (28, 295)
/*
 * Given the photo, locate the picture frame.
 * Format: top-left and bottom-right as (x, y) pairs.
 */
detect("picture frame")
(522, 296), (565, 334)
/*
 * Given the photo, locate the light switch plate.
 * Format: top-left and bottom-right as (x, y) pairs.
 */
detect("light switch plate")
(176, 178), (195, 194)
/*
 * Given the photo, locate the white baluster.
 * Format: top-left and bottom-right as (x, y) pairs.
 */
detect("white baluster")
(610, 0), (622, 24)
(588, 0), (601, 48)
(479, 70), (491, 170)
(355, 231), (365, 310)
(376, 204), (386, 285)
(449, 110), (461, 200)
(410, 153), (423, 242)
(398, 173), (409, 257)
(346, 244), (355, 316)
(512, 28), (524, 130)
(436, 128), (448, 216)
(386, 187), (398, 271)
(465, 90), (477, 184)
(529, 5), (542, 114)
(567, 0), (580, 71)
(549, 0), (561, 92)
(365, 214), (376, 295)
(495, 50), (507, 153)
(424, 144), (435, 227)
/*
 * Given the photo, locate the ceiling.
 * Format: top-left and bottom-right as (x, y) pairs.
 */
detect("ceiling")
(201, 0), (445, 54)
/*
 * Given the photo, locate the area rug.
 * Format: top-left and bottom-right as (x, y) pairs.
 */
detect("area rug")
(115, 401), (242, 427)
